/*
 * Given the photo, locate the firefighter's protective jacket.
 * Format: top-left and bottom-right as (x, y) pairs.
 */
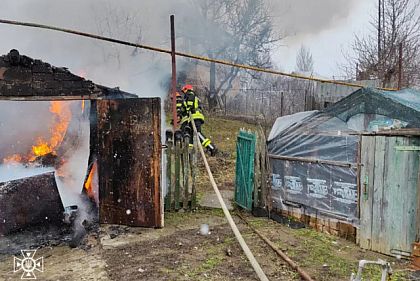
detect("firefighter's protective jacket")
(181, 90), (204, 124)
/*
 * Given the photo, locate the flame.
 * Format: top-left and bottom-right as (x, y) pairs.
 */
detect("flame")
(85, 162), (98, 204)
(81, 100), (85, 113)
(30, 101), (72, 160)
(3, 154), (23, 165)
(2, 101), (72, 164)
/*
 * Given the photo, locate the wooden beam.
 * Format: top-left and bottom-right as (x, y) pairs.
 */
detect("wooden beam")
(0, 95), (101, 101)
(268, 154), (358, 168)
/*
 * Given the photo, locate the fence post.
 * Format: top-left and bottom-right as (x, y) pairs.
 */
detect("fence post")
(183, 139), (190, 210)
(165, 140), (173, 211)
(174, 139), (181, 210)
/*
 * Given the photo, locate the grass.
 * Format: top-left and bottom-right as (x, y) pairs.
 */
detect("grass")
(197, 116), (258, 194)
(273, 227), (409, 281)
(179, 235), (230, 280)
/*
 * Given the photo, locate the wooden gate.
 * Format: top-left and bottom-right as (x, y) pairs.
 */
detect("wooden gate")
(97, 98), (162, 228)
(235, 130), (256, 210)
(359, 135), (420, 256)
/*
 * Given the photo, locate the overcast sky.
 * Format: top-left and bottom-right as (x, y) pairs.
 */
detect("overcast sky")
(0, 0), (376, 90)
(271, 0), (374, 78)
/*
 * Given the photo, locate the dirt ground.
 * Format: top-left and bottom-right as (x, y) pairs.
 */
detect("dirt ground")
(0, 117), (416, 280)
(0, 209), (413, 281)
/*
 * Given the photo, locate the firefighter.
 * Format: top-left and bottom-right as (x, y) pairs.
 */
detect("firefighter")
(180, 84), (217, 156)
(175, 91), (184, 123)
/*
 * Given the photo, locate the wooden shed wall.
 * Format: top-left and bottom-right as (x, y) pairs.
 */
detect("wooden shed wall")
(358, 135), (420, 256)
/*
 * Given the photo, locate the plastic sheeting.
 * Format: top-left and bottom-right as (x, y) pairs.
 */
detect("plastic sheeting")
(267, 88), (420, 223)
(271, 160), (358, 221)
(268, 111), (318, 141)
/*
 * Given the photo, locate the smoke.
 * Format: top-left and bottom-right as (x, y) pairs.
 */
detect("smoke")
(0, 100), (90, 210)
(268, 0), (363, 39)
(0, 1), (365, 202)
(0, 164), (53, 182)
(0, 101), (53, 160)
(0, 0), (366, 83)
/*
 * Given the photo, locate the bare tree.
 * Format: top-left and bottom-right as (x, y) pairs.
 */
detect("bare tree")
(296, 45), (314, 73)
(183, 0), (280, 110)
(343, 0), (420, 88)
(92, 2), (143, 67)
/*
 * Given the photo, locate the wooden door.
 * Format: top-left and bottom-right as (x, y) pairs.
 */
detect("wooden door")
(358, 135), (420, 256)
(97, 98), (162, 228)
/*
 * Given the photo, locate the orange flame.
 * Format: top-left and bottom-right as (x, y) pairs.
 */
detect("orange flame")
(85, 162), (97, 199)
(2, 101), (72, 164)
(3, 154), (23, 165)
(30, 101), (72, 160)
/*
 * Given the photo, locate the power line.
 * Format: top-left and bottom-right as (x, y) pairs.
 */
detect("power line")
(0, 19), (397, 91)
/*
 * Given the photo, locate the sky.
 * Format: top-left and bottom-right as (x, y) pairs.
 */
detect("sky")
(271, 0), (375, 78)
(0, 0), (377, 91)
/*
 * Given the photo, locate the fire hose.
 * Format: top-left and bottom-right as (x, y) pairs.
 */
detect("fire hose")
(189, 114), (270, 281)
(237, 213), (315, 281)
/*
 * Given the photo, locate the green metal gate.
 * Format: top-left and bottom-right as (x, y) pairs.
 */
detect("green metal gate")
(235, 130), (256, 210)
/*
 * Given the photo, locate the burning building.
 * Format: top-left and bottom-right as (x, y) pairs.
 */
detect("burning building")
(0, 49), (162, 237)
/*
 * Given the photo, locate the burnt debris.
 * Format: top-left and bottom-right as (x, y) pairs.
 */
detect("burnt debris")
(0, 172), (64, 235)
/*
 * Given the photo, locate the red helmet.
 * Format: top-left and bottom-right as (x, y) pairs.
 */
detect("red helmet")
(182, 84), (193, 93)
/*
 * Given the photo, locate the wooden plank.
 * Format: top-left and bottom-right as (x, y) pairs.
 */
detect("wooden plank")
(0, 95), (101, 101)
(395, 146), (420, 151)
(370, 136), (386, 252)
(183, 140), (190, 210)
(97, 98), (161, 228)
(416, 138), (420, 242)
(174, 140), (181, 210)
(403, 137), (420, 254)
(358, 136), (375, 249)
(382, 137), (402, 255)
(254, 133), (261, 208)
(268, 154), (357, 168)
(190, 143), (197, 209)
(170, 141), (176, 211)
(164, 140), (173, 211)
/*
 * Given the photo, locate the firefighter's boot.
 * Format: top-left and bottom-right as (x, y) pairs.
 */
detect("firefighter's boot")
(197, 132), (217, 156)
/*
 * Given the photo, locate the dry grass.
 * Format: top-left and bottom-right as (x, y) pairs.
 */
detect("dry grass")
(196, 116), (257, 194)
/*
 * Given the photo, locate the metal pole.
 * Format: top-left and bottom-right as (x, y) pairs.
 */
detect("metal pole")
(398, 42), (403, 90)
(280, 91), (284, 116)
(170, 15), (177, 131)
(378, 0), (381, 62)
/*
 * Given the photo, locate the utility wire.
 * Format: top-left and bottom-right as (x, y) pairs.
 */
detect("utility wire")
(0, 19), (397, 91)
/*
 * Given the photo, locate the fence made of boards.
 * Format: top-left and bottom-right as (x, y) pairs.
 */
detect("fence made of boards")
(164, 130), (197, 211)
(235, 127), (271, 211)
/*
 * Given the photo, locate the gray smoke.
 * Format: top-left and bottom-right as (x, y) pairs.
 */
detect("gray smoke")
(0, 0), (364, 85)
(0, 0), (364, 202)
(269, 0), (363, 38)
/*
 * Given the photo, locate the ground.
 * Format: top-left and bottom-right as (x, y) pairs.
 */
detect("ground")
(0, 117), (415, 280)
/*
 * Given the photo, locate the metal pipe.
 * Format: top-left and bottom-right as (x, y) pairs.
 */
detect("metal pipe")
(398, 42), (403, 90)
(237, 213), (315, 281)
(0, 18), (398, 91)
(170, 15), (178, 130)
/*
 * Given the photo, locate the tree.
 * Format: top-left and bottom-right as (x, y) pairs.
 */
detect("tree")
(344, 0), (420, 88)
(92, 2), (143, 67)
(296, 45), (314, 73)
(182, 0), (280, 110)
